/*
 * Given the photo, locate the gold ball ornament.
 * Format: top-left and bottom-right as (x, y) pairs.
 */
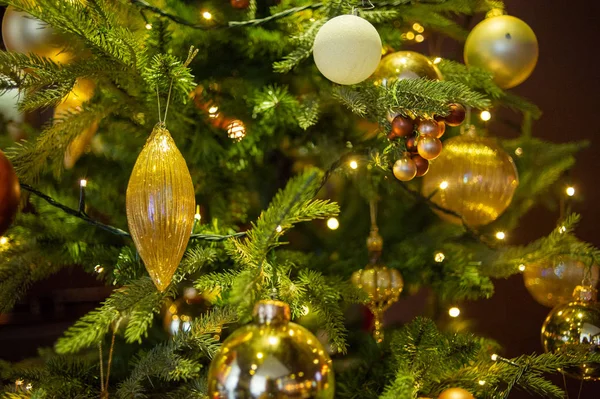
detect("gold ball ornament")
(352, 264), (403, 343)
(393, 155), (417, 181)
(541, 285), (600, 380)
(438, 387), (475, 399)
(417, 135), (443, 160)
(421, 128), (518, 227)
(523, 257), (599, 308)
(313, 15), (382, 85)
(207, 300), (335, 398)
(464, 15), (538, 89)
(372, 51), (442, 87)
(126, 123), (196, 292)
(2, 6), (72, 63)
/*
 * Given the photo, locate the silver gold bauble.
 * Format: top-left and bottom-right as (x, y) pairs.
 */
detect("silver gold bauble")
(523, 257), (599, 308)
(541, 285), (600, 380)
(207, 300), (334, 398)
(464, 15), (538, 89)
(2, 6), (72, 63)
(373, 51), (442, 87)
(393, 155), (417, 181)
(421, 127), (518, 227)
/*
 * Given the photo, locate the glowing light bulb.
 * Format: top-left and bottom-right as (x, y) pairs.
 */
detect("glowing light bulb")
(302, 305), (310, 315)
(495, 231), (506, 240)
(448, 307), (461, 317)
(515, 147), (523, 156)
(0, 237), (8, 245)
(227, 120), (246, 141)
(566, 186), (575, 197)
(80, 179), (87, 187)
(439, 181), (449, 190)
(434, 252), (445, 263)
(276, 225), (282, 233)
(94, 265), (104, 273)
(208, 105), (219, 114)
(559, 225), (567, 234)
(257, 352), (264, 359)
(194, 205), (201, 221)
(202, 11), (212, 20)
(415, 34), (424, 43)
(327, 217), (339, 230)
(145, 23), (152, 30)
(480, 110), (492, 121)
(412, 23), (421, 31)
(349, 160), (358, 170)
(433, 57), (442, 64)
(479, 380), (486, 386)
(518, 264), (526, 272)
(406, 32), (415, 40)
(491, 354), (499, 361)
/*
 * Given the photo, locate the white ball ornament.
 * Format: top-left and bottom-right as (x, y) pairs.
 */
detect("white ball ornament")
(313, 14), (382, 85)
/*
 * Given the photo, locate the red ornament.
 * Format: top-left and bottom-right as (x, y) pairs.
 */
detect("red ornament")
(417, 119), (441, 137)
(0, 150), (20, 235)
(444, 103), (466, 127)
(391, 115), (414, 138)
(412, 155), (429, 177)
(405, 135), (418, 153)
(230, 0), (250, 8)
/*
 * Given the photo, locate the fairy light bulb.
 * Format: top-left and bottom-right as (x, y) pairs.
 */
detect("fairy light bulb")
(0, 236), (8, 245)
(202, 11), (212, 20)
(327, 217), (339, 230)
(434, 252), (445, 263)
(480, 110), (492, 121)
(349, 160), (358, 170)
(495, 231), (506, 240)
(145, 23), (152, 30)
(518, 264), (526, 272)
(433, 57), (442, 64)
(439, 181), (449, 190)
(79, 179), (87, 187)
(566, 186), (575, 197)
(448, 307), (461, 317)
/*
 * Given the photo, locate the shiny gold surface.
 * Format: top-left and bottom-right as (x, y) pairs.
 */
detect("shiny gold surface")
(163, 297), (205, 336)
(421, 129), (518, 227)
(464, 15), (538, 89)
(207, 300), (334, 398)
(392, 156), (417, 182)
(438, 387), (475, 399)
(352, 265), (403, 343)
(126, 124), (196, 292)
(541, 286), (600, 380)
(372, 50), (442, 87)
(2, 6), (72, 63)
(523, 257), (599, 308)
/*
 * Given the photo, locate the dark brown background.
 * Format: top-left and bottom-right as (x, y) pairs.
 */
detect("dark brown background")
(1, 0), (600, 397)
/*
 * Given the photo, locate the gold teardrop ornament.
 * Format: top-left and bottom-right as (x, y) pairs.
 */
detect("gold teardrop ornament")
(126, 123), (195, 291)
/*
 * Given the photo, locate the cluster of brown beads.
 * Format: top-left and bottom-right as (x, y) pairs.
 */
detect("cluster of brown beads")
(389, 103), (466, 181)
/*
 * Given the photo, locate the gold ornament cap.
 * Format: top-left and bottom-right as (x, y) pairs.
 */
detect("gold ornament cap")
(573, 285), (598, 303)
(253, 300), (291, 325)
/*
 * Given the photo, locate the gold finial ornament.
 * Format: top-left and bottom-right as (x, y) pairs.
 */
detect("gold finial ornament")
(351, 200), (404, 343)
(541, 285), (600, 380)
(207, 300), (335, 398)
(126, 123), (196, 291)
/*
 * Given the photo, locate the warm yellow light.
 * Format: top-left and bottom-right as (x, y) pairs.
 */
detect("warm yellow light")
(479, 380), (486, 386)
(480, 110), (492, 121)
(276, 225), (282, 233)
(349, 160), (358, 170)
(268, 336), (280, 345)
(406, 32), (415, 40)
(25, 383), (32, 391)
(0, 237), (8, 245)
(518, 264), (526, 272)
(434, 252), (445, 263)
(302, 305), (310, 315)
(145, 23), (152, 30)
(415, 34), (424, 43)
(566, 186), (575, 197)
(433, 57), (442, 64)
(439, 181), (449, 190)
(94, 265), (104, 273)
(515, 147), (523, 156)
(194, 205), (201, 221)
(208, 105), (219, 114)
(448, 307), (461, 317)
(257, 352), (264, 359)
(558, 225), (567, 234)
(227, 120), (246, 141)
(80, 179), (87, 187)
(327, 217), (339, 230)
(495, 231), (506, 240)
(202, 11), (212, 20)
(412, 23), (421, 31)
(491, 353), (499, 361)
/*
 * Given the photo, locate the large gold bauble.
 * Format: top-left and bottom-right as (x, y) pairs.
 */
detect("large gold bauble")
(372, 51), (442, 87)
(352, 265), (403, 343)
(2, 6), (72, 63)
(464, 15), (538, 89)
(541, 285), (600, 380)
(421, 129), (518, 227)
(524, 257), (599, 308)
(207, 300), (335, 399)
(126, 123), (196, 292)
(438, 387), (475, 399)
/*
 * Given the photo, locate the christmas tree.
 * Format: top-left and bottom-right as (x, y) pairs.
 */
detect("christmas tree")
(0, 0), (599, 398)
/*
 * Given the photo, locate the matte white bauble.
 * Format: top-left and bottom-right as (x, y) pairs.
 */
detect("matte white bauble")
(313, 14), (382, 85)
(0, 88), (22, 124)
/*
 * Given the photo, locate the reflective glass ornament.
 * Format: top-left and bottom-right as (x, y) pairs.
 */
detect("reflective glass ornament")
(207, 300), (335, 398)
(372, 51), (442, 87)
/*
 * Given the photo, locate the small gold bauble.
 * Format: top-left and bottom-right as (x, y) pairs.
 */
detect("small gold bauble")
(393, 156), (417, 181)
(416, 135), (442, 160)
(352, 265), (403, 342)
(2, 6), (72, 63)
(464, 15), (538, 89)
(438, 387), (475, 399)
(421, 128), (518, 227)
(524, 257), (599, 308)
(207, 300), (335, 398)
(372, 50), (442, 87)
(541, 285), (600, 380)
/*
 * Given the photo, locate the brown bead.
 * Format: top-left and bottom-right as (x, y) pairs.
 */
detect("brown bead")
(412, 155), (429, 177)
(436, 121), (446, 138)
(444, 103), (466, 126)
(0, 150), (20, 235)
(417, 119), (441, 136)
(392, 156), (417, 181)
(391, 115), (414, 137)
(417, 135), (443, 160)
(230, 0), (250, 8)
(405, 135), (418, 153)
